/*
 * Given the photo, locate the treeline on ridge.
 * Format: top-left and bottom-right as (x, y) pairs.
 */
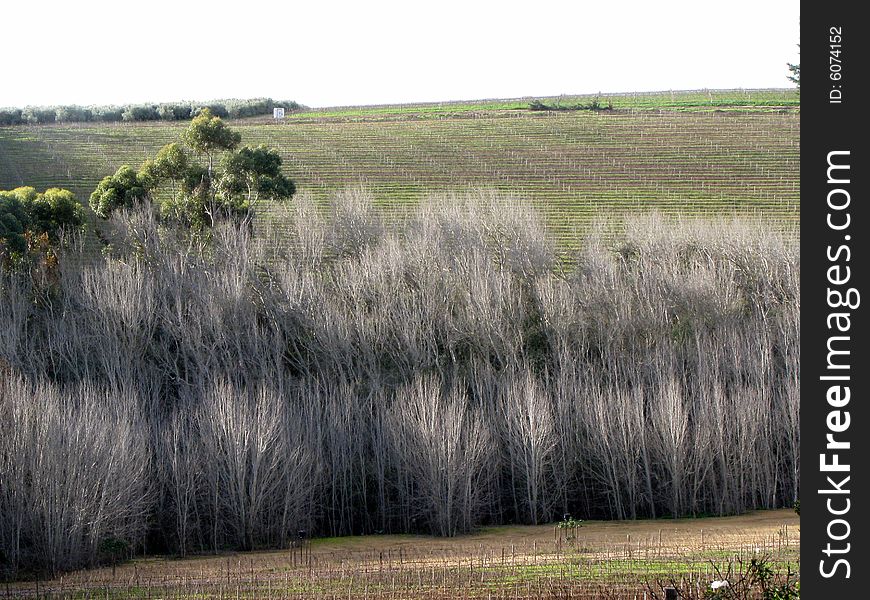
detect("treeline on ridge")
(0, 190), (799, 577)
(0, 98), (302, 126)
(528, 98), (613, 111)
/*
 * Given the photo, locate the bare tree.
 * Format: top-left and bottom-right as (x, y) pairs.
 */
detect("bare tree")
(498, 372), (556, 524)
(390, 375), (493, 536)
(0, 195), (800, 576)
(0, 378), (152, 575)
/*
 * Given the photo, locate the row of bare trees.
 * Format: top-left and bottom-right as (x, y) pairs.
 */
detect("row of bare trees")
(0, 190), (799, 576)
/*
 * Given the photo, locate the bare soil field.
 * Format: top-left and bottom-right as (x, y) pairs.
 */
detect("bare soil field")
(7, 510), (798, 599)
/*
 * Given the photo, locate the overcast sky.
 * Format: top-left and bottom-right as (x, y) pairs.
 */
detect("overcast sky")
(2, 0), (799, 109)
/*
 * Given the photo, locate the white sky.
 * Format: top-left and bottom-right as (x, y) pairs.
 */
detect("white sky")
(2, 0), (799, 109)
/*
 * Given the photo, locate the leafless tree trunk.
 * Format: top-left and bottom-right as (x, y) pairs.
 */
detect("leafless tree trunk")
(498, 372), (556, 524)
(389, 375), (493, 536)
(0, 196), (800, 576)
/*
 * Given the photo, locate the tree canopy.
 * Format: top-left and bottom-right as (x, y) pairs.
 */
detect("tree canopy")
(787, 43), (800, 88)
(0, 186), (84, 256)
(138, 143), (191, 190)
(786, 61), (800, 87)
(90, 112), (294, 227)
(181, 108), (241, 175)
(1, 98), (302, 127)
(217, 145), (295, 209)
(89, 166), (150, 218)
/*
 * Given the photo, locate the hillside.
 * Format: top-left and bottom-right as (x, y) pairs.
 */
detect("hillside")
(1, 89), (801, 582)
(0, 89), (799, 244)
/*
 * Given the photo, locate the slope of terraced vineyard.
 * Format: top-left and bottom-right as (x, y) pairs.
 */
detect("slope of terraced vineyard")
(0, 90), (799, 245)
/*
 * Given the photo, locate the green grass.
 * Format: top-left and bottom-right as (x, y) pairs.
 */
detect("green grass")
(289, 88), (799, 120)
(478, 555), (798, 586)
(483, 559), (714, 583)
(0, 89), (799, 247)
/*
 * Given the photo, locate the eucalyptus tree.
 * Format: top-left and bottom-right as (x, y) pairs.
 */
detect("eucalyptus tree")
(216, 145), (295, 222)
(138, 143), (191, 191)
(90, 109), (294, 229)
(90, 166), (150, 218)
(1, 186), (84, 248)
(181, 108), (241, 178)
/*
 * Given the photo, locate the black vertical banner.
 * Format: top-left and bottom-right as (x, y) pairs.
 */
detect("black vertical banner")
(802, 4), (868, 598)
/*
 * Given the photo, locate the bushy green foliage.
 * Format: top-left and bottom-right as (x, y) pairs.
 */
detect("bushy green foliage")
(217, 145), (295, 208)
(122, 104), (161, 122)
(23, 188), (84, 238)
(1, 98), (302, 127)
(89, 166), (150, 218)
(97, 537), (129, 564)
(191, 103), (229, 119)
(22, 106), (57, 124)
(183, 109), (242, 151)
(0, 186), (84, 259)
(0, 108), (24, 126)
(156, 159), (210, 229)
(138, 143), (192, 189)
(529, 97), (612, 111)
(0, 191), (29, 253)
(91, 105), (125, 122)
(751, 559), (800, 600)
(55, 105), (93, 123)
(182, 109), (241, 170)
(224, 98), (278, 118)
(157, 103), (192, 121)
(92, 115), (293, 228)
(158, 175), (210, 228)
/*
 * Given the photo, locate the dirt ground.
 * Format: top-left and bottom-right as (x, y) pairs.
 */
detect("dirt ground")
(9, 509), (799, 599)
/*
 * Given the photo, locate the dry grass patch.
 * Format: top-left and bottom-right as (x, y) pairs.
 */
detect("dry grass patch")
(10, 510), (798, 599)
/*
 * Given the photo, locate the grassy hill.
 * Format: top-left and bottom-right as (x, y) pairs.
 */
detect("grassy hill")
(0, 89), (799, 245)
